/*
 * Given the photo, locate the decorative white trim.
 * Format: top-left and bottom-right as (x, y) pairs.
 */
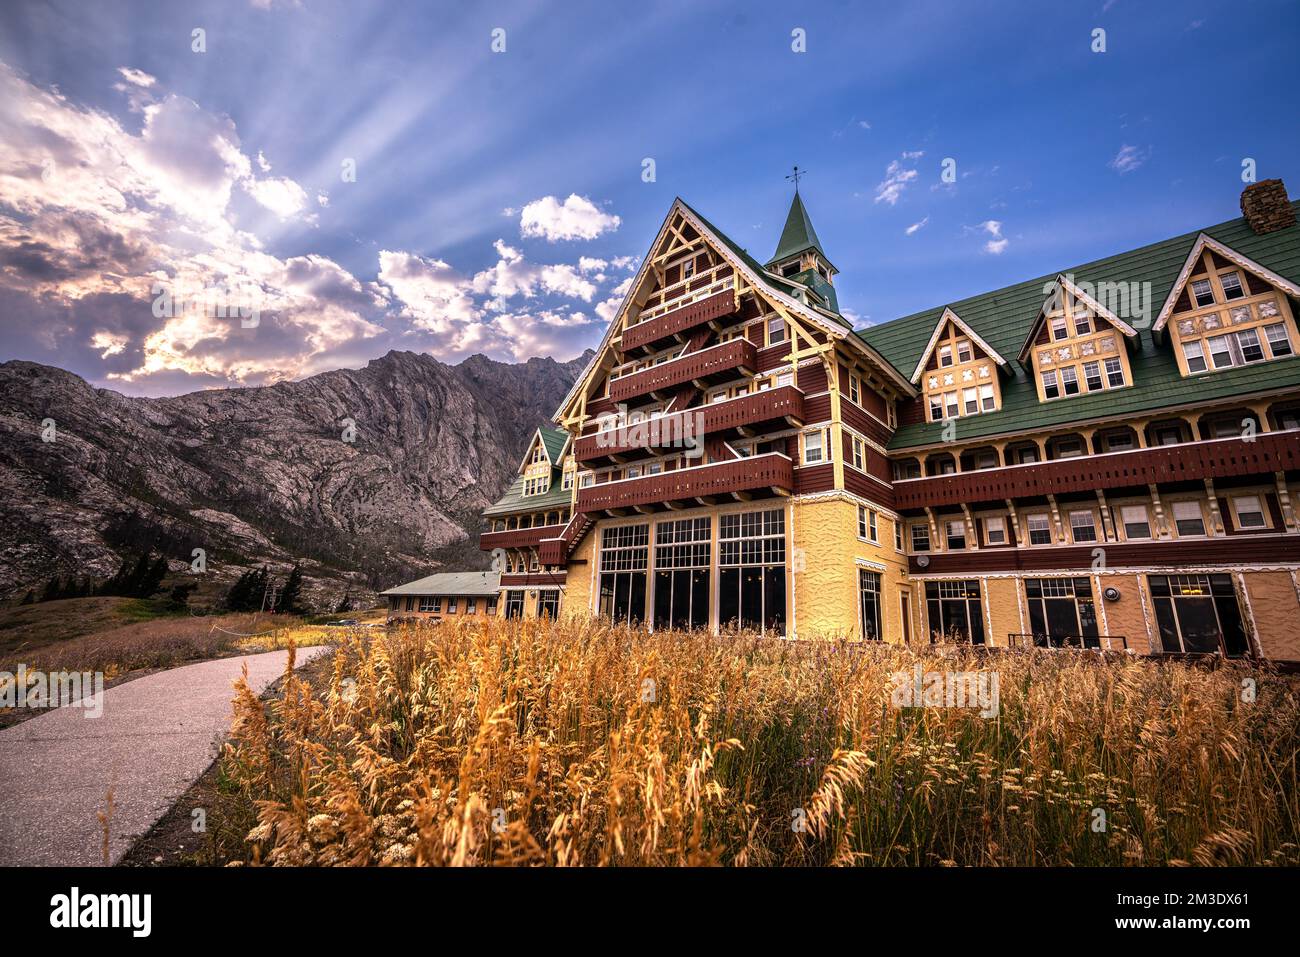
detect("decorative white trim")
(1016, 274), (1138, 363)
(554, 198), (916, 424)
(910, 307), (1008, 384)
(1152, 233), (1300, 333)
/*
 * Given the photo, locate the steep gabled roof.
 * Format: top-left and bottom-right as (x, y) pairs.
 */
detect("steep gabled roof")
(909, 307), (1008, 383)
(1015, 274), (1139, 363)
(538, 426), (569, 463)
(1151, 232), (1300, 332)
(767, 192), (837, 273)
(858, 201), (1300, 450)
(552, 197), (914, 422)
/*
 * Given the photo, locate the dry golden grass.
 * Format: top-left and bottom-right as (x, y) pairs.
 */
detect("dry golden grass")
(221, 616), (1300, 866)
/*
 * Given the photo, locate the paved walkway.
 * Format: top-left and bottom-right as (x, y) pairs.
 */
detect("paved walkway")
(0, 647), (329, 866)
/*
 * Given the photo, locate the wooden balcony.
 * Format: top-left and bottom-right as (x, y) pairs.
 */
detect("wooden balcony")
(574, 386), (804, 463)
(622, 285), (737, 352)
(576, 452), (794, 513)
(609, 338), (755, 402)
(479, 524), (565, 551)
(893, 431), (1300, 510)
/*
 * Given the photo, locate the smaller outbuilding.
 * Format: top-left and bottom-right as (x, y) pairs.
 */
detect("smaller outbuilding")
(381, 570), (500, 621)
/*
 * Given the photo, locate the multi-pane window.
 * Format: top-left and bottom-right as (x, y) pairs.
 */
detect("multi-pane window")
(1149, 574), (1249, 656)
(925, 580), (985, 645)
(847, 372), (861, 405)
(599, 523), (649, 625)
(857, 506), (878, 542)
(1104, 357), (1125, 387)
(1219, 272), (1245, 300)
(419, 596), (437, 612)
(1182, 341), (1207, 373)
(984, 516), (1006, 545)
(859, 569), (882, 641)
(963, 388), (979, 415)
(1073, 312), (1093, 336)
(1041, 370), (1060, 400)
(979, 384), (995, 411)
(1237, 328), (1265, 363)
(850, 436), (866, 471)
(895, 520), (904, 550)
(504, 590), (525, 619)
(956, 338), (973, 362)
(537, 590), (560, 619)
(910, 523), (931, 552)
(1069, 510), (1097, 543)
(653, 517), (710, 631)
(448, 598), (458, 613)
(1082, 361), (1102, 391)
(945, 520), (966, 550)
(1026, 513), (1052, 545)
(938, 344), (953, 367)
(1173, 501), (1206, 537)
(767, 316), (787, 345)
(1232, 495), (1266, 529)
(1051, 317), (1069, 340)
(1120, 505), (1152, 540)
(803, 429), (829, 464)
(1060, 366), (1080, 396)
(928, 394), (943, 421)
(718, 509), (786, 635)
(1024, 578), (1100, 647)
(1265, 323), (1293, 357)
(1191, 278), (1215, 307)
(466, 598), (478, 614)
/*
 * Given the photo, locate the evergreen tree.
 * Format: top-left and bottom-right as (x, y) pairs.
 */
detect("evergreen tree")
(335, 591), (352, 614)
(225, 569), (255, 611)
(140, 555), (169, 598)
(124, 552), (152, 597)
(278, 564), (305, 615)
(40, 576), (61, 603)
(166, 582), (197, 612)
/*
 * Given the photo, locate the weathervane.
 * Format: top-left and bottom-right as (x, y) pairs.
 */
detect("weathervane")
(786, 165), (807, 192)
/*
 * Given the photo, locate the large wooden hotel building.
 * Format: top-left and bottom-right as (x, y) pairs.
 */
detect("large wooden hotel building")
(479, 180), (1300, 661)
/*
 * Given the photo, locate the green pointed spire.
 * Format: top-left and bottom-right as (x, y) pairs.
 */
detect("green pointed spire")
(769, 192), (829, 268)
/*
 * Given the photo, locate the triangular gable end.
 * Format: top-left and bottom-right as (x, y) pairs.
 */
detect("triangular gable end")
(1016, 274), (1139, 363)
(909, 307), (1008, 384)
(515, 427), (568, 474)
(1152, 233), (1300, 332)
(553, 198), (915, 424)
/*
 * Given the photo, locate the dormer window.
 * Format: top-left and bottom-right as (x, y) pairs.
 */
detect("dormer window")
(1219, 271), (1244, 300)
(1191, 278), (1215, 308)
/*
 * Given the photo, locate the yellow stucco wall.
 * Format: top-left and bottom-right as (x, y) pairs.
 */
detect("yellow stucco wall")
(1243, 570), (1300, 661)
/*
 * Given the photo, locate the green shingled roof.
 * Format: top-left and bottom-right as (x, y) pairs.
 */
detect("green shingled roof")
(538, 426), (568, 463)
(768, 192), (835, 270)
(483, 473), (572, 516)
(857, 202), (1300, 450)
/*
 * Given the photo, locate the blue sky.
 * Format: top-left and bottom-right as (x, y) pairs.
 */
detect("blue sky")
(0, 0), (1297, 394)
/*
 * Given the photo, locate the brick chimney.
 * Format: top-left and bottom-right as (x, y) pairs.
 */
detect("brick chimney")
(1240, 179), (1295, 235)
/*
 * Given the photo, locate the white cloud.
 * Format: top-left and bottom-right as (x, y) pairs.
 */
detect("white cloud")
(874, 151), (924, 205)
(1109, 144), (1150, 175)
(519, 193), (620, 241)
(377, 250), (478, 331)
(116, 67), (156, 88)
(244, 175), (309, 219)
(905, 216), (929, 236)
(977, 220), (1008, 255)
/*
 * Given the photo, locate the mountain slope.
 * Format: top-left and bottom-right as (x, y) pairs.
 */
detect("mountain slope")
(0, 349), (590, 602)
